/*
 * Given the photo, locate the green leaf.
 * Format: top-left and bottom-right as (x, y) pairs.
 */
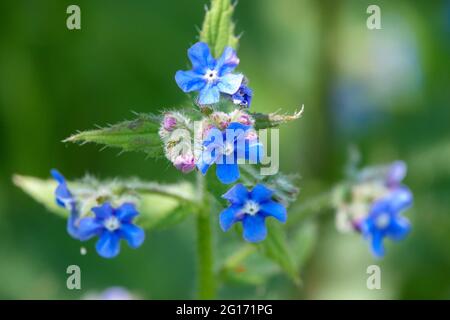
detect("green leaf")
(13, 174), (197, 230)
(290, 220), (318, 269)
(257, 219), (300, 284)
(199, 0), (239, 57)
(252, 107), (304, 130)
(12, 175), (67, 218)
(64, 113), (163, 158)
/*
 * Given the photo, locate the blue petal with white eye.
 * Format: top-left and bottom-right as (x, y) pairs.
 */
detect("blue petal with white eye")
(219, 205), (242, 231)
(119, 223), (145, 248)
(222, 183), (249, 205)
(242, 214), (267, 243)
(96, 231), (121, 259)
(260, 200), (287, 223)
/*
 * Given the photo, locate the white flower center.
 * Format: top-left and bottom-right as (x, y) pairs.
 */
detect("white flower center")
(222, 142), (235, 156)
(104, 216), (121, 231)
(375, 213), (391, 229)
(204, 69), (218, 82)
(242, 200), (260, 216)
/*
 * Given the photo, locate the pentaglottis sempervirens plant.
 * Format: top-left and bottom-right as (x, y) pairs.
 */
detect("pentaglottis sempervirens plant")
(13, 0), (413, 299)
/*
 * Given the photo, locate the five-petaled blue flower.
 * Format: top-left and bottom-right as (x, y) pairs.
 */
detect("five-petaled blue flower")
(175, 42), (244, 105)
(220, 184), (287, 242)
(232, 84), (253, 107)
(360, 186), (412, 258)
(51, 169), (80, 239)
(77, 202), (145, 258)
(197, 122), (263, 184)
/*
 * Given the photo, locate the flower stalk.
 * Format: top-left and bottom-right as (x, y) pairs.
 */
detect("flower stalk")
(196, 172), (216, 299)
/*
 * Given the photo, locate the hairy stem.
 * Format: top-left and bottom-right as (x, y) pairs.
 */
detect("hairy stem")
(287, 190), (335, 227)
(196, 172), (216, 299)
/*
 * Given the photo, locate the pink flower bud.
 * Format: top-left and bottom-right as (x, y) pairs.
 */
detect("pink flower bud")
(163, 114), (177, 131)
(173, 154), (196, 173)
(238, 113), (254, 126)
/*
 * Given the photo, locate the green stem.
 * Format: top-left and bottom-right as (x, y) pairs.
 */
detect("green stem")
(196, 172), (216, 299)
(287, 189), (335, 227)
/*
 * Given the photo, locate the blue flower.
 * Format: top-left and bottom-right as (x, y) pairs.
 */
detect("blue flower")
(175, 42), (244, 105)
(51, 169), (80, 239)
(76, 202), (145, 258)
(197, 122), (263, 184)
(220, 184), (287, 242)
(51, 169), (74, 209)
(360, 187), (413, 258)
(232, 84), (253, 107)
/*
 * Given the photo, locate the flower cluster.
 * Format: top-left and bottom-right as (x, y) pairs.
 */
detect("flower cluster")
(51, 170), (145, 258)
(333, 161), (413, 257)
(169, 42), (287, 242)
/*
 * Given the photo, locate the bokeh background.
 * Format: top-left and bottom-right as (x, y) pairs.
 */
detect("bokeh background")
(0, 0), (449, 299)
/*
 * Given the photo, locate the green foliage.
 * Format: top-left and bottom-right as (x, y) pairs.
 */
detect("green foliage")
(252, 108), (304, 130)
(290, 220), (318, 269)
(258, 219), (300, 284)
(64, 113), (164, 158)
(199, 0), (239, 57)
(12, 175), (67, 218)
(13, 174), (197, 230)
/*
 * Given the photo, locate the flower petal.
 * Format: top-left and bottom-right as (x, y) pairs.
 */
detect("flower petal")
(369, 231), (385, 258)
(260, 200), (287, 223)
(217, 73), (244, 95)
(250, 184), (274, 203)
(77, 217), (103, 241)
(51, 169), (66, 184)
(115, 203), (139, 223)
(92, 203), (114, 220)
(386, 161), (407, 187)
(222, 183), (249, 205)
(216, 46), (240, 75)
(119, 223), (145, 249)
(198, 84), (220, 105)
(216, 163), (240, 184)
(175, 70), (206, 93)
(242, 214), (267, 242)
(188, 42), (216, 72)
(67, 211), (81, 240)
(96, 231), (121, 258)
(388, 186), (413, 213)
(219, 205), (242, 231)
(226, 122), (251, 132)
(387, 216), (411, 241)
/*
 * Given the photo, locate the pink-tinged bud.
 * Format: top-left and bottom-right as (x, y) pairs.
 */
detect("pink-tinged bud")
(163, 114), (177, 131)
(210, 112), (231, 130)
(238, 113), (253, 126)
(245, 130), (258, 141)
(173, 154), (196, 173)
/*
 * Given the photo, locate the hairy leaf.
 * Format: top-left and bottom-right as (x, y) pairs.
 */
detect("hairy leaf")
(64, 113), (163, 157)
(12, 175), (67, 218)
(252, 107), (304, 130)
(200, 0), (239, 57)
(13, 174), (197, 230)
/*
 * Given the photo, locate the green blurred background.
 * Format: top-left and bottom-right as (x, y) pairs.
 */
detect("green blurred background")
(0, 0), (449, 299)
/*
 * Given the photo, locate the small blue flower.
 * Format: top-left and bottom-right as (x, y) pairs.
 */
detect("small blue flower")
(51, 169), (74, 209)
(220, 184), (287, 242)
(175, 42), (244, 105)
(77, 202), (145, 258)
(232, 84), (253, 107)
(197, 122), (263, 184)
(360, 187), (413, 258)
(51, 169), (80, 239)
